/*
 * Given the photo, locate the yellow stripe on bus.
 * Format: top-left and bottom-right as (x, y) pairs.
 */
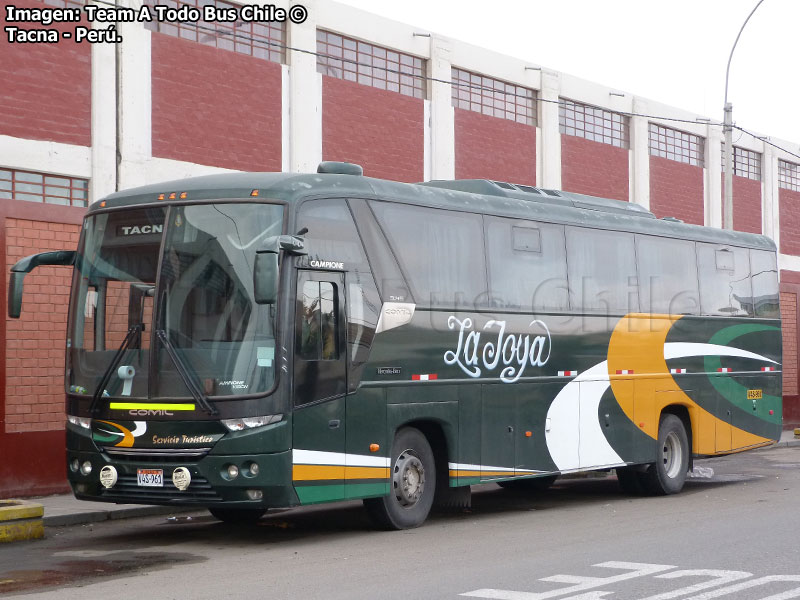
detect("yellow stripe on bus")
(293, 465), (390, 481)
(109, 403), (196, 411)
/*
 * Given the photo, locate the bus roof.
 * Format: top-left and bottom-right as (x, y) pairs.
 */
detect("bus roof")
(96, 169), (775, 251)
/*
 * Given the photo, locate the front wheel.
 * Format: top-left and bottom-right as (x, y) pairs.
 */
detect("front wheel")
(641, 414), (689, 495)
(208, 508), (266, 523)
(363, 427), (436, 530)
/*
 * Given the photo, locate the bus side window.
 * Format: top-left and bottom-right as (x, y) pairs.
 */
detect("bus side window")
(750, 249), (780, 318)
(566, 227), (637, 314)
(696, 244), (752, 316)
(299, 280), (339, 361)
(485, 216), (569, 311)
(637, 235), (700, 315)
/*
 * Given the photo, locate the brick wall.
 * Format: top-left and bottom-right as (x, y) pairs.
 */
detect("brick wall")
(454, 108), (536, 185)
(0, 0), (91, 146)
(648, 156), (704, 225)
(322, 76), (423, 182)
(561, 135), (629, 201)
(151, 34), (282, 172)
(779, 188), (800, 255)
(722, 176), (762, 234)
(5, 219), (81, 433)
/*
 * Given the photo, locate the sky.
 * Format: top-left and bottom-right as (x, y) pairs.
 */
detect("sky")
(336, 0), (800, 153)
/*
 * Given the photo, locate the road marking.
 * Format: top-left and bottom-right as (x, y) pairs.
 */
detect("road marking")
(639, 569), (753, 600)
(461, 562), (675, 599)
(462, 564), (800, 600)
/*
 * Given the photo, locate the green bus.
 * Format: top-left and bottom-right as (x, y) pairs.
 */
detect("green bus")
(9, 162), (782, 529)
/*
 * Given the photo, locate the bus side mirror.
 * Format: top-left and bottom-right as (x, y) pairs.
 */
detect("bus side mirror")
(254, 251), (279, 305)
(8, 250), (76, 318)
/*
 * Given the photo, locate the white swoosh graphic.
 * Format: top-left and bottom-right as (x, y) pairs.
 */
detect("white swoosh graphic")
(664, 342), (778, 364)
(545, 361), (623, 472)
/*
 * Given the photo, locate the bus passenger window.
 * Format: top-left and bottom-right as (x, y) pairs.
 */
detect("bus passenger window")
(299, 281), (339, 361)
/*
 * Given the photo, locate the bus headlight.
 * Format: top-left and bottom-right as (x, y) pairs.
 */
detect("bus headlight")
(68, 415), (91, 429)
(80, 461), (93, 475)
(222, 414), (282, 432)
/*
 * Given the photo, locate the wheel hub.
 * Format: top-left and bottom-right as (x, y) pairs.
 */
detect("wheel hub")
(393, 450), (425, 507)
(662, 431), (683, 479)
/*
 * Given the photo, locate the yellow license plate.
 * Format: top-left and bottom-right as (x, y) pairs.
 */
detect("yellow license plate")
(747, 389), (763, 400)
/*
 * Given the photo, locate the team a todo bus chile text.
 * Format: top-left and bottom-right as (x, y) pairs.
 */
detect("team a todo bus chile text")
(4, 5), (125, 43)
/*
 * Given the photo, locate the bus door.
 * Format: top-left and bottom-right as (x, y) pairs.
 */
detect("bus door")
(292, 270), (348, 500)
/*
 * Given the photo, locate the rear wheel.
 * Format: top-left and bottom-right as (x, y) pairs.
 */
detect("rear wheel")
(497, 475), (557, 491)
(208, 508), (266, 523)
(364, 427), (436, 530)
(641, 414), (689, 495)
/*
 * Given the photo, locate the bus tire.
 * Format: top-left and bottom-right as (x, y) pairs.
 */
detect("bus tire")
(208, 508), (266, 523)
(363, 427), (436, 530)
(497, 475), (557, 491)
(642, 414), (689, 496)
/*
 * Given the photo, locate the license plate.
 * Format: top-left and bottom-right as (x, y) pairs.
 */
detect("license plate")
(137, 468), (163, 487)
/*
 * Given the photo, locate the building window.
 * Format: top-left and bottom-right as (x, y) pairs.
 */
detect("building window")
(316, 30), (426, 99)
(559, 99), (629, 149)
(144, 0), (286, 64)
(779, 160), (800, 191)
(0, 169), (88, 207)
(648, 123), (705, 167)
(721, 145), (762, 181)
(41, 0), (85, 7)
(450, 68), (537, 126)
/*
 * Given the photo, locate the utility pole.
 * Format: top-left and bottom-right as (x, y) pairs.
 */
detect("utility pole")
(723, 0), (765, 230)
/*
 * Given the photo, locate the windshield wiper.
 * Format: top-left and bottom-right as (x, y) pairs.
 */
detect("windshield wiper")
(89, 323), (141, 414)
(155, 329), (218, 416)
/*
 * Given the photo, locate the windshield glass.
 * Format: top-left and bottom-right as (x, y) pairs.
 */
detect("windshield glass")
(67, 203), (284, 400)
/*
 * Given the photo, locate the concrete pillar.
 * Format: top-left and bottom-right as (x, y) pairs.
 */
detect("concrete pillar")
(762, 145), (780, 247)
(706, 125), (723, 228)
(117, 0), (152, 190)
(89, 1), (117, 203)
(630, 98), (650, 210)
(429, 36), (454, 181)
(539, 70), (561, 190)
(287, 13), (322, 173)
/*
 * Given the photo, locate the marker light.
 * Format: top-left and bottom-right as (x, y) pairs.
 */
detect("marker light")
(80, 461), (93, 475)
(68, 415), (91, 429)
(157, 193), (165, 200)
(180, 192), (187, 199)
(222, 414), (282, 432)
(250, 189), (259, 197)
(168, 192), (176, 200)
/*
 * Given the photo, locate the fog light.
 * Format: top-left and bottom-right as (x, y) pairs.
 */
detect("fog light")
(246, 489), (263, 500)
(70, 458), (80, 473)
(80, 461), (92, 475)
(227, 464), (239, 480)
(75, 483), (89, 494)
(248, 462), (259, 476)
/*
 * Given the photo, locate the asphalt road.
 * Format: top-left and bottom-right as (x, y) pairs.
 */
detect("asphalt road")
(2, 446), (800, 600)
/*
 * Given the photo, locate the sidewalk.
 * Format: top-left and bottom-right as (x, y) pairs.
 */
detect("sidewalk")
(20, 429), (800, 530)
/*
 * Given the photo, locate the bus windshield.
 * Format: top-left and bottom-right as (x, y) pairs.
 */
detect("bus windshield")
(66, 202), (284, 401)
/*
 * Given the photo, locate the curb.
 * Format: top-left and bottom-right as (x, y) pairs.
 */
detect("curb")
(0, 500), (44, 542)
(44, 504), (199, 527)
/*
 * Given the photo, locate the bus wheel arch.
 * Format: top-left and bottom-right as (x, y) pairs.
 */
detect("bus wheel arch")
(642, 409), (690, 495)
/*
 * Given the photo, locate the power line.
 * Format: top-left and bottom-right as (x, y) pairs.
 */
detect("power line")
(86, 0), (800, 162)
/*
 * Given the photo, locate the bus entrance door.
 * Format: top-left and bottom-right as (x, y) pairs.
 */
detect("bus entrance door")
(292, 271), (348, 502)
